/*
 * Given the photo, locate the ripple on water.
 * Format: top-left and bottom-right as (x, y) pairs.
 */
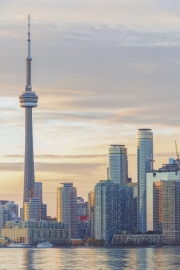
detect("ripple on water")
(0, 247), (180, 270)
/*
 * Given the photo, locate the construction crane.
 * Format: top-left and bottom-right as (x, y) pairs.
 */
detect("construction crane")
(175, 141), (179, 163)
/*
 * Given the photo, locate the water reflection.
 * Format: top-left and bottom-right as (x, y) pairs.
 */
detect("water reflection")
(0, 247), (180, 269)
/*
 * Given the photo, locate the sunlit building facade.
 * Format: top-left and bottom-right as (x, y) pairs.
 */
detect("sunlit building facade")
(151, 180), (180, 242)
(24, 198), (47, 221)
(146, 163), (180, 231)
(109, 145), (128, 185)
(57, 183), (78, 239)
(88, 191), (95, 238)
(137, 128), (153, 233)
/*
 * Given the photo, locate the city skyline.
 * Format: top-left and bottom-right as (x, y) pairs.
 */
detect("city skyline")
(1, 1), (180, 215)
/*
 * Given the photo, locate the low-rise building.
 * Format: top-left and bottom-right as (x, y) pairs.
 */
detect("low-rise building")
(2, 221), (71, 246)
(112, 234), (162, 245)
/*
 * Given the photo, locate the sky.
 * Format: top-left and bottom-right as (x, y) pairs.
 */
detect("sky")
(1, 0), (180, 216)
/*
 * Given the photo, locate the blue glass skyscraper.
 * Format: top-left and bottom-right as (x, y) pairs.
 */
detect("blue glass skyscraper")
(137, 128), (153, 233)
(109, 145), (128, 185)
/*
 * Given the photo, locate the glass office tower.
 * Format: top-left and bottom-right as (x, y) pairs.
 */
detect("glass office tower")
(109, 145), (128, 185)
(137, 128), (153, 233)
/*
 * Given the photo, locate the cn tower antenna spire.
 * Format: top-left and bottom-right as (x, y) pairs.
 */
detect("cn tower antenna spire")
(26, 15), (32, 91)
(28, 15), (31, 58)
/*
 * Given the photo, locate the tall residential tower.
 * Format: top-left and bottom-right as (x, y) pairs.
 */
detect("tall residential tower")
(137, 128), (153, 233)
(19, 16), (38, 203)
(109, 145), (128, 185)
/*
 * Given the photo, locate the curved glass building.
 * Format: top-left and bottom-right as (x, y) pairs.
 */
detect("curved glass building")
(109, 145), (128, 185)
(137, 129), (153, 233)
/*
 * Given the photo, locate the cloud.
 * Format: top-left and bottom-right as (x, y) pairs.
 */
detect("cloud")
(3, 154), (107, 159)
(0, 162), (106, 174)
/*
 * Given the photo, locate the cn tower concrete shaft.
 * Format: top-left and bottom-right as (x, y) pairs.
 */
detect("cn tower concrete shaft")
(19, 15), (38, 203)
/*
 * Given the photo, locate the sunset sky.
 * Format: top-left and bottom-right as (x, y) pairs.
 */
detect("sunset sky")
(1, 0), (180, 215)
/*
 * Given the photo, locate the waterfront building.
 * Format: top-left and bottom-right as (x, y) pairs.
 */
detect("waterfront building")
(109, 145), (128, 185)
(2, 221), (70, 246)
(24, 198), (47, 221)
(146, 162), (180, 231)
(137, 128), (153, 233)
(112, 234), (162, 245)
(94, 180), (119, 244)
(153, 180), (180, 242)
(35, 182), (42, 203)
(88, 191), (95, 238)
(19, 16), (38, 203)
(57, 183), (78, 238)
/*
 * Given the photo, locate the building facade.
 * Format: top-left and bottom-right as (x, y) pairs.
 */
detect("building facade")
(112, 234), (162, 245)
(88, 191), (95, 238)
(24, 198), (47, 221)
(151, 179), (180, 242)
(57, 183), (78, 239)
(0, 208), (12, 236)
(94, 180), (119, 244)
(109, 145), (128, 185)
(118, 186), (134, 233)
(137, 128), (153, 233)
(2, 221), (70, 245)
(35, 182), (42, 203)
(77, 197), (88, 216)
(146, 163), (180, 232)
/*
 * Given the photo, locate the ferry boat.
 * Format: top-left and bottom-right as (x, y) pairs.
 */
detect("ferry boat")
(37, 242), (54, 248)
(7, 242), (31, 248)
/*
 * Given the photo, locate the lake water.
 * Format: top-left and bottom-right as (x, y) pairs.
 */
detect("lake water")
(0, 247), (180, 270)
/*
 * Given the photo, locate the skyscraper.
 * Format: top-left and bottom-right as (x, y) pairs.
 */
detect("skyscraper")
(137, 128), (153, 233)
(146, 161), (180, 231)
(19, 16), (38, 203)
(153, 180), (180, 242)
(109, 145), (128, 185)
(57, 183), (78, 239)
(94, 180), (119, 244)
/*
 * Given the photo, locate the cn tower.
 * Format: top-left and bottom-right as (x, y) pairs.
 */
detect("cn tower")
(19, 16), (38, 203)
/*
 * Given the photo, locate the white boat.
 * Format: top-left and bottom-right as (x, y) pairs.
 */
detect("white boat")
(37, 242), (54, 248)
(7, 242), (31, 248)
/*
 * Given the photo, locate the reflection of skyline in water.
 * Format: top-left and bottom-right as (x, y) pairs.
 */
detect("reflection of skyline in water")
(0, 247), (180, 269)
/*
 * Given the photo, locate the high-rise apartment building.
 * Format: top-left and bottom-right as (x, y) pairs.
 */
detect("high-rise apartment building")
(146, 161), (180, 231)
(19, 16), (38, 203)
(153, 180), (180, 242)
(94, 180), (119, 244)
(137, 128), (153, 233)
(57, 183), (78, 239)
(94, 180), (134, 244)
(127, 182), (138, 232)
(109, 145), (128, 185)
(118, 186), (134, 233)
(24, 198), (47, 221)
